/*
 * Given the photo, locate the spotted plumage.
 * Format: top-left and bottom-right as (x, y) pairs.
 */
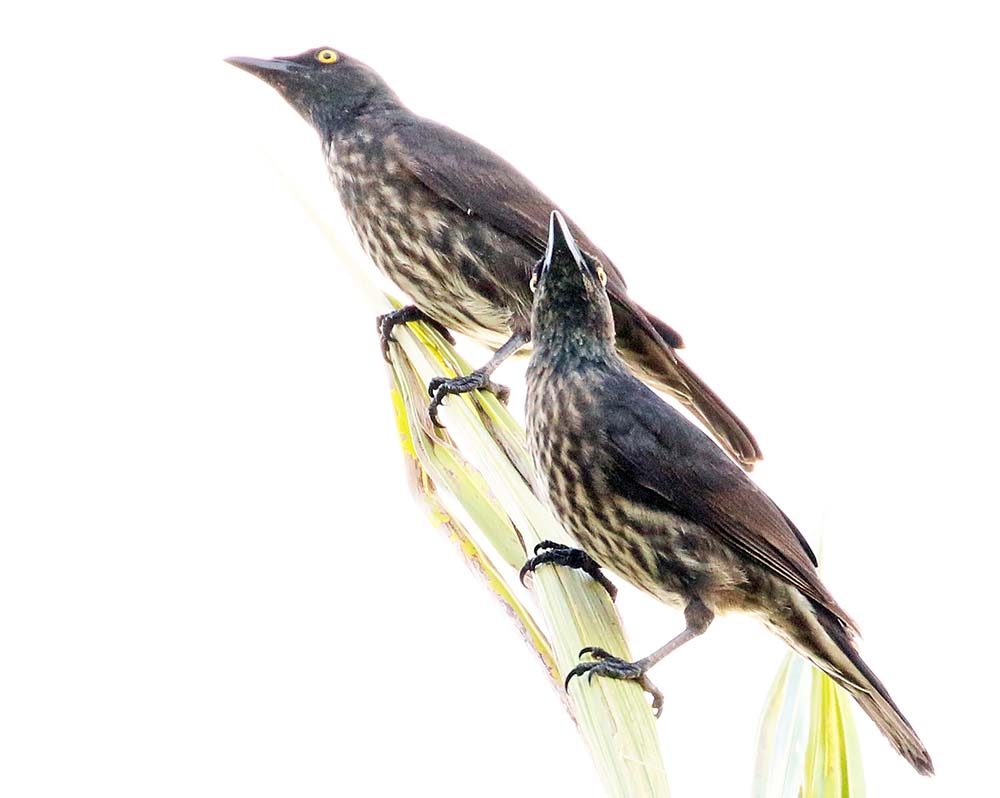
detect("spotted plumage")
(324, 128), (530, 344)
(226, 46), (762, 466)
(524, 211), (933, 776)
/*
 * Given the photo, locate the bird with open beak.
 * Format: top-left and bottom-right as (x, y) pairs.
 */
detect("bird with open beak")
(522, 210), (933, 776)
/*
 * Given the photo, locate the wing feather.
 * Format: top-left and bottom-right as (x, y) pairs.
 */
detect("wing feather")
(602, 374), (855, 630)
(386, 118), (631, 290)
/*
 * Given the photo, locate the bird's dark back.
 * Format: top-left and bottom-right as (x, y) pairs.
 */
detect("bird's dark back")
(322, 111), (537, 342)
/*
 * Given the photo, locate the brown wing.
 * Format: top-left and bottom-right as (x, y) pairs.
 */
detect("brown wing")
(385, 115), (684, 348)
(383, 115), (769, 468)
(601, 371), (855, 631)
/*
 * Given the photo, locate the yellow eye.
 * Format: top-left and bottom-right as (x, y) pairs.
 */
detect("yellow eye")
(315, 49), (339, 64)
(529, 272), (539, 293)
(596, 264), (608, 287)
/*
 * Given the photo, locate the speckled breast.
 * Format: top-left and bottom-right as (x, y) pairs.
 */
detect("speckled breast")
(526, 359), (743, 609)
(324, 129), (532, 345)
(526, 362), (674, 599)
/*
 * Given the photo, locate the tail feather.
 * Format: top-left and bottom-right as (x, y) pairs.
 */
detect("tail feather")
(612, 301), (763, 470)
(785, 602), (934, 776)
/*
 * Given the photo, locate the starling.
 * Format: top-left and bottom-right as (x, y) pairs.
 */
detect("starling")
(522, 211), (933, 775)
(225, 47), (763, 469)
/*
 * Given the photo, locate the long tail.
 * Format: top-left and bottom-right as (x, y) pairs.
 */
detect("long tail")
(612, 301), (763, 470)
(778, 598), (934, 776)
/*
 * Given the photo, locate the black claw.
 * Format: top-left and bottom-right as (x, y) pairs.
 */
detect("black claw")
(426, 371), (510, 427)
(518, 543), (618, 601)
(520, 541), (573, 587)
(376, 316), (396, 362)
(564, 663), (592, 691)
(579, 646), (613, 659)
(377, 307), (416, 362)
(427, 377), (442, 398)
(563, 649), (665, 715)
(377, 307), (455, 362)
(429, 395), (447, 428)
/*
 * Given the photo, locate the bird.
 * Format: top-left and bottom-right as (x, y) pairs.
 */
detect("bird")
(521, 210), (933, 775)
(225, 46), (763, 470)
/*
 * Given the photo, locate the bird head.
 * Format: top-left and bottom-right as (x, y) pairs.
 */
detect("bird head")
(530, 211), (616, 352)
(225, 47), (401, 135)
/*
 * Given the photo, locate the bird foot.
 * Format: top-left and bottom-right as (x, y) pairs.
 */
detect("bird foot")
(376, 306), (455, 362)
(565, 647), (664, 717)
(519, 541), (617, 601)
(427, 371), (510, 427)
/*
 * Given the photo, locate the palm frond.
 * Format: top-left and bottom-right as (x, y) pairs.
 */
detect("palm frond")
(283, 168), (862, 797)
(753, 653), (866, 798)
(382, 296), (670, 797)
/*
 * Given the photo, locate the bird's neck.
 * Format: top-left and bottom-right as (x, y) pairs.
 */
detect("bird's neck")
(317, 96), (404, 141)
(531, 325), (616, 372)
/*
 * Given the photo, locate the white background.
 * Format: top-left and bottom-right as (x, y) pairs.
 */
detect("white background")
(2, 2), (998, 796)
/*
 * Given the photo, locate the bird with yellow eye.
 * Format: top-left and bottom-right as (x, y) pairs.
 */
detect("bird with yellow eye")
(225, 46), (763, 469)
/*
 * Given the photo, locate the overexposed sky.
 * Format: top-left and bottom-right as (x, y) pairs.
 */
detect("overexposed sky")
(2, 2), (998, 796)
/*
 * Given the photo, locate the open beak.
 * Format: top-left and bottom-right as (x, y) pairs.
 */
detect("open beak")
(542, 210), (588, 276)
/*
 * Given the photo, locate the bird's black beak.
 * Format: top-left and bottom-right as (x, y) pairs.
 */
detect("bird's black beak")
(542, 210), (588, 278)
(225, 55), (304, 83)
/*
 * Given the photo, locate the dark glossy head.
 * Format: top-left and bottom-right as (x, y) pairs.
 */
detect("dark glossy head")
(225, 47), (401, 135)
(530, 211), (615, 352)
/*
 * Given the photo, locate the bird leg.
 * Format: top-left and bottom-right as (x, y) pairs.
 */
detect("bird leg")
(519, 540), (617, 601)
(565, 599), (714, 717)
(427, 330), (529, 427)
(376, 305), (456, 362)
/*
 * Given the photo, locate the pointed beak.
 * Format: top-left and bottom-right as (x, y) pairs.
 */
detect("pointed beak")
(542, 210), (588, 276)
(224, 55), (303, 84)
